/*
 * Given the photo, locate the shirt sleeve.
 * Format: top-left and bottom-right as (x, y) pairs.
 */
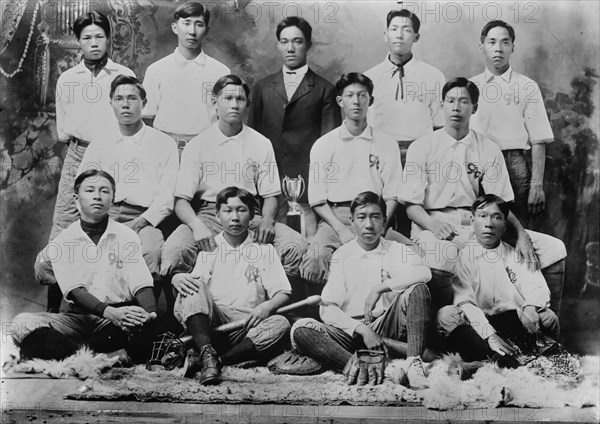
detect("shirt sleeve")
(453, 261), (496, 339)
(260, 245), (292, 299)
(256, 141), (281, 198)
(141, 64), (159, 118)
(515, 263), (551, 309)
(480, 138), (515, 202)
(380, 133), (402, 202)
(320, 251), (362, 336)
(523, 81), (554, 145)
(307, 136), (329, 207)
(429, 71), (446, 128)
(141, 138), (180, 226)
(55, 77), (69, 142)
(399, 138), (429, 205)
(76, 141), (103, 177)
(174, 139), (202, 201)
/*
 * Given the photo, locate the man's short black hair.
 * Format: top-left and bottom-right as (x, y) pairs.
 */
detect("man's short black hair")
(386, 9), (420, 33)
(335, 73), (374, 97)
(212, 74), (250, 99)
(480, 20), (515, 44)
(110, 74), (146, 101)
(350, 191), (387, 217)
(74, 169), (116, 195)
(442, 77), (480, 105)
(73, 11), (111, 39)
(276, 16), (312, 44)
(472, 194), (510, 220)
(174, 1), (210, 26)
(216, 187), (257, 219)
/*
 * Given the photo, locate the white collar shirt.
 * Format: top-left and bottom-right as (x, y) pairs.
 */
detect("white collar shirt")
(55, 59), (136, 142)
(364, 54), (446, 141)
(401, 129), (514, 210)
(142, 48), (230, 136)
(470, 67), (554, 150)
(308, 122), (402, 206)
(320, 238), (431, 335)
(44, 219), (153, 303)
(78, 124), (180, 226)
(190, 232), (291, 314)
(175, 123), (281, 202)
(282, 64), (308, 100)
(453, 240), (551, 339)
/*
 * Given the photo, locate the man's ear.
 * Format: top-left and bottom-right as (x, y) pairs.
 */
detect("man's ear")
(73, 193), (81, 214)
(306, 40), (312, 50)
(171, 21), (178, 35)
(211, 94), (218, 106)
(414, 33), (420, 43)
(472, 103), (478, 114)
(478, 42), (484, 53)
(470, 214), (475, 225)
(142, 98), (148, 108)
(336, 95), (344, 108)
(369, 95), (374, 107)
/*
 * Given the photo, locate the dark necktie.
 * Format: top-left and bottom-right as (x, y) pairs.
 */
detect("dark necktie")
(391, 65), (405, 101)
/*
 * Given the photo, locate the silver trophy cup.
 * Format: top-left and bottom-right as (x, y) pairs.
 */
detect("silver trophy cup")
(282, 175), (305, 215)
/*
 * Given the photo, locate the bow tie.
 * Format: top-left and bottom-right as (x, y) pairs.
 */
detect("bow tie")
(286, 71), (296, 75)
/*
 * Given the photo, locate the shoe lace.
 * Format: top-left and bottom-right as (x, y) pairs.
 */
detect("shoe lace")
(201, 346), (217, 368)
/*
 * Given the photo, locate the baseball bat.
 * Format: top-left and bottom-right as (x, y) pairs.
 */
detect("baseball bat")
(178, 295), (322, 346)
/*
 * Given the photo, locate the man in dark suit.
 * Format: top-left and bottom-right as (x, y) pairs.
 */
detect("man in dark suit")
(248, 16), (341, 237)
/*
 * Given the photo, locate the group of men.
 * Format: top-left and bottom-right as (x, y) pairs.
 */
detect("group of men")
(10, 2), (567, 389)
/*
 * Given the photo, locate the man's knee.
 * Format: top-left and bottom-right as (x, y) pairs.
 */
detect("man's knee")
(34, 252), (57, 286)
(160, 224), (197, 276)
(539, 308), (560, 338)
(9, 313), (51, 345)
(278, 237), (310, 277)
(436, 305), (468, 335)
(249, 315), (291, 351)
(290, 318), (322, 351)
(173, 284), (213, 326)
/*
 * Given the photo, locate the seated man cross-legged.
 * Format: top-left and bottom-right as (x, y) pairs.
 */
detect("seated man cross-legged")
(173, 187), (292, 385)
(11, 170), (158, 363)
(292, 192), (432, 388)
(437, 194), (560, 364)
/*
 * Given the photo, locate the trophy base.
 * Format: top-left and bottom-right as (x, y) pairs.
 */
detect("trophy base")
(286, 212), (305, 236)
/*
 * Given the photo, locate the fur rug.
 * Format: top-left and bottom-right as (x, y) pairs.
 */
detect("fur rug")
(4, 348), (599, 410)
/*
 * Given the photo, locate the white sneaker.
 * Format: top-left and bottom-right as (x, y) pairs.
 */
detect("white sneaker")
(406, 356), (429, 389)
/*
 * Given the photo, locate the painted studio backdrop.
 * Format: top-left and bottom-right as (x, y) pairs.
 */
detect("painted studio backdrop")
(1, 1), (599, 349)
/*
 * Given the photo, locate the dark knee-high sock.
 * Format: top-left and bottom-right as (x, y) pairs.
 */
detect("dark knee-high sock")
(541, 259), (565, 316)
(220, 337), (258, 365)
(406, 284), (430, 357)
(445, 325), (493, 362)
(293, 327), (351, 372)
(186, 314), (211, 350)
(428, 269), (454, 311)
(47, 284), (63, 313)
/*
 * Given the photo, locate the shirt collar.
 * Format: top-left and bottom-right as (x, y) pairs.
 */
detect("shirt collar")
(282, 64), (308, 77)
(347, 237), (389, 259)
(173, 48), (206, 66)
(466, 239), (508, 259)
(442, 128), (475, 146)
(76, 218), (120, 243)
(340, 121), (373, 141)
(215, 231), (254, 252)
(74, 58), (120, 74)
(484, 66), (513, 83)
(384, 53), (414, 74)
(213, 122), (247, 146)
(116, 124), (146, 145)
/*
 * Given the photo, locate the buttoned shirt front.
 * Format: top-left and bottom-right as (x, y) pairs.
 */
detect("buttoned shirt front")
(282, 64), (308, 100)
(470, 67), (554, 150)
(55, 59), (136, 142)
(44, 219), (153, 303)
(321, 238), (431, 335)
(142, 49), (230, 136)
(191, 232), (291, 314)
(365, 55), (446, 141)
(400, 129), (514, 210)
(308, 122), (402, 206)
(453, 240), (551, 339)
(78, 124), (179, 227)
(175, 123), (281, 202)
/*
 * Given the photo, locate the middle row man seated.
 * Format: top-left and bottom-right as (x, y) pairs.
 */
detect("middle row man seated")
(160, 75), (309, 296)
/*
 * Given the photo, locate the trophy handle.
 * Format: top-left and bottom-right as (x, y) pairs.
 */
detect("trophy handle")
(297, 175), (305, 199)
(282, 176), (290, 198)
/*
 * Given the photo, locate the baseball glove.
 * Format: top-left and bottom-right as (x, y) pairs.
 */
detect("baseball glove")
(343, 349), (386, 386)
